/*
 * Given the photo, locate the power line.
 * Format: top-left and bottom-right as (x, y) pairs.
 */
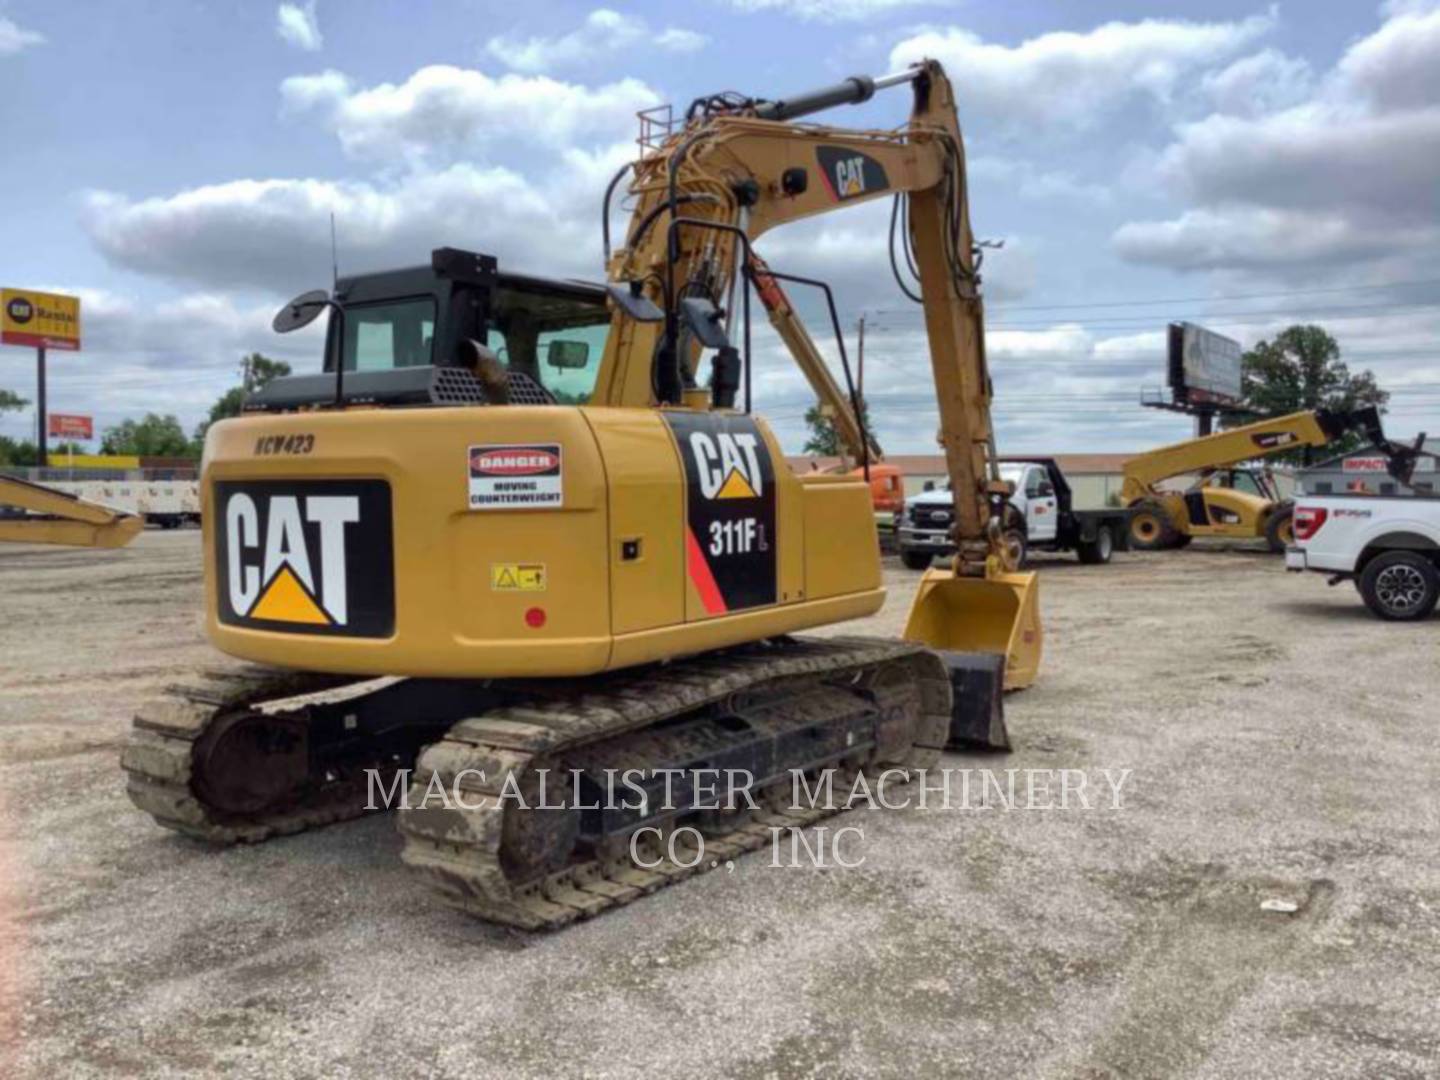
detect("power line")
(864, 300), (1440, 332)
(865, 276), (1440, 316)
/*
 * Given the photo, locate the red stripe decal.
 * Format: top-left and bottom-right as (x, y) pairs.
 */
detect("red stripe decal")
(817, 166), (839, 202)
(685, 527), (728, 615)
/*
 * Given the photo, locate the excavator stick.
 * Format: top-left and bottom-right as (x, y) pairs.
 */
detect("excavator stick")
(0, 475), (144, 548)
(903, 567), (1042, 691)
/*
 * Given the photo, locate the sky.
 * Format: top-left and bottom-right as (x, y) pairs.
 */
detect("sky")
(0, 0), (1437, 455)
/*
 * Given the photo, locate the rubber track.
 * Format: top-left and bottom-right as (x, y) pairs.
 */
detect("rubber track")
(396, 637), (952, 929)
(120, 665), (377, 844)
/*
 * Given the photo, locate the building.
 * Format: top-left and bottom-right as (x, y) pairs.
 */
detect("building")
(1298, 444), (1438, 497)
(786, 453), (1136, 508)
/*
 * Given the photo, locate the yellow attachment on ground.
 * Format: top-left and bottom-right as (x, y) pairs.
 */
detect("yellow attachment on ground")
(0, 476), (143, 548)
(902, 567), (1042, 691)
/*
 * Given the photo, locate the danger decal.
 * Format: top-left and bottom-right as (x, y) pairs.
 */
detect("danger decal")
(816, 146), (890, 202)
(664, 413), (777, 615)
(469, 444), (563, 510)
(215, 480), (394, 638)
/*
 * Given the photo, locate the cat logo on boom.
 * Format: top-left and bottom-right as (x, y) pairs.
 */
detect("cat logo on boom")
(215, 480), (394, 637)
(816, 146), (889, 202)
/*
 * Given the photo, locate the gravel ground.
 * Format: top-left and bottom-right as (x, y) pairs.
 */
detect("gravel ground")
(0, 530), (1437, 1078)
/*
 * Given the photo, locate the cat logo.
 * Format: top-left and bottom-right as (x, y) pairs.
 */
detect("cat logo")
(1252, 432), (1299, 450)
(215, 480), (394, 637)
(687, 431), (764, 500)
(834, 156), (867, 197)
(816, 146), (889, 203)
(663, 413), (778, 615)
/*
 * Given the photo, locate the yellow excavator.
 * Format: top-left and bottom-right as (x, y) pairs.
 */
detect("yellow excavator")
(0, 475), (143, 547)
(1122, 406), (1388, 553)
(122, 61), (1040, 929)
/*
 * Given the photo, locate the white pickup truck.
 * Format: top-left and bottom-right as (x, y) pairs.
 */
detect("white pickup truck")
(1286, 495), (1440, 620)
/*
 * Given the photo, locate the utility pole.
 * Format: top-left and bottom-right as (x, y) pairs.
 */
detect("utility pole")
(36, 345), (46, 468)
(856, 315), (865, 402)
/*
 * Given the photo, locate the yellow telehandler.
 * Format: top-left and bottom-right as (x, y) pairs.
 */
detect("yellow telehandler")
(0, 475), (143, 547)
(1122, 407), (1388, 553)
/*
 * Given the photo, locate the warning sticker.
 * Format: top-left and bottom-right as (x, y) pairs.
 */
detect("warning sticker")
(468, 443), (563, 510)
(491, 563), (546, 591)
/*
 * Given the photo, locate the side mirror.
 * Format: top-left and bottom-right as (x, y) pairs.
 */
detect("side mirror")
(607, 282), (663, 323)
(546, 339), (590, 370)
(680, 296), (731, 350)
(1037, 481), (1055, 497)
(272, 289), (331, 334)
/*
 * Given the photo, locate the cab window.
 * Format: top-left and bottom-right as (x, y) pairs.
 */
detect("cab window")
(340, 298), (435, 371)
(1024, 469), (1045, 497)
(483, 285), (610, 404)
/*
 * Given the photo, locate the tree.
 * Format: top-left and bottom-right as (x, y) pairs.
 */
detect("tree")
(195, 353), (292, 442)
(1228, 325), (1390, 460)
(0, 438), (38, 467)
(802, 399), (871, 457)
(101, 413), (196, 458)
(0, 392), (34, 465)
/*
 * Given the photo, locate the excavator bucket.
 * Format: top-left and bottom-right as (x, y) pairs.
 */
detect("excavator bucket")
(902, 567), (1042, 691)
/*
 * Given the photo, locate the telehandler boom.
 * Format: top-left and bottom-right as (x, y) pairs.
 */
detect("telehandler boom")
(0, 475), (143, 548)
(122, 62), (1040, 929)
(1122, 407), (1389, 553)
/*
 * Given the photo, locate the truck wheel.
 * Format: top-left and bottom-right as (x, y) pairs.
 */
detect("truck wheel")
(1077, 525), (1114, 564)
(1264, 503), (1295, 554)
(1002, 506), (1028, 569)
(1128, 501), (1176, 551)
(1004, 529), (1028, 569)
(1358, 552), (1440, 621)
(900, 550), (932, 571)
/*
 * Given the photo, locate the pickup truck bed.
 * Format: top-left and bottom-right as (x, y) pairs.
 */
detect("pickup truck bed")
(1287, 492), (1440, 620)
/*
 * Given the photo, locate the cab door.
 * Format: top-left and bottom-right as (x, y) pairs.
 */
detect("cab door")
(1025, 467), (1059, 542)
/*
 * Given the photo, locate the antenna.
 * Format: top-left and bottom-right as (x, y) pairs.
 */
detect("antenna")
(330, 212), (340, 289)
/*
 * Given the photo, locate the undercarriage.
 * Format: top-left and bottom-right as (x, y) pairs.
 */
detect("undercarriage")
(122, 637), (971, 929)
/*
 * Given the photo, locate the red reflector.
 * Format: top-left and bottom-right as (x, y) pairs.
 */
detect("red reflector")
(1293, 506), (1328, 541)
(524, 607), (547, 628)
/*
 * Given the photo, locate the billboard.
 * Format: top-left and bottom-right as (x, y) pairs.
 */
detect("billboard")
(1167, 322), (1242, 407)
(48, 414), (94, 440)
(2, 288), (81, 351)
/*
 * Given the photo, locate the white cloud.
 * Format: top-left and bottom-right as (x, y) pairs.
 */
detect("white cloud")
(276, 1), (322, 52)
(0, 288), (327, 441)
(83, 163), (604, 295)
(280, 65), (659, 161)
(0, 16), (44, 55)
(889, 10), (1276, 128)
(1115, 3), (1440, 270)
(721, 0), (947, 21)
(1200, 49), (1312, 117)
(485, 9), (705, 73)
(1336, 0), (1440, 110)
(971, 157), (1112, 204)
(1112, 206), (1435, 271)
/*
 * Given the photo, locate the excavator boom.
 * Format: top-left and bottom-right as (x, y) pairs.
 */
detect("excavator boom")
(600, 61), (1041, 686)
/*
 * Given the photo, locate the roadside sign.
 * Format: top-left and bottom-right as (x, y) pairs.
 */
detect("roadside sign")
(1167, 322), (1242, 408)
(48, 413), (93, 440)
(2, 288), (81, 351)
